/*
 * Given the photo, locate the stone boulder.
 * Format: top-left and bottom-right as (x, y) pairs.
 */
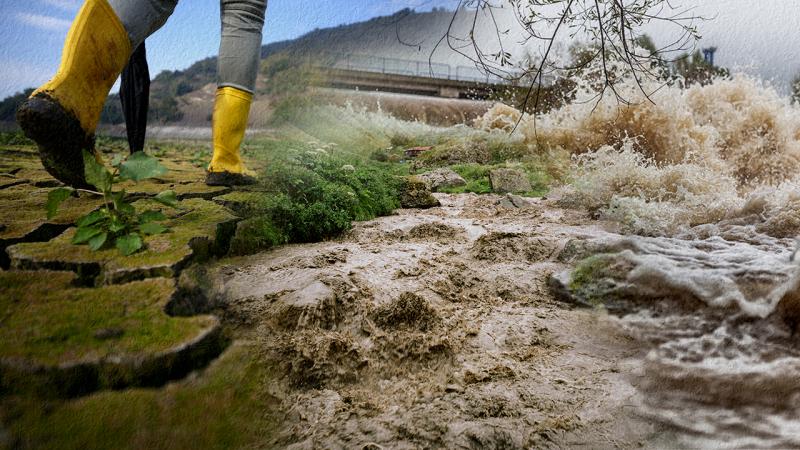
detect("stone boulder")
(498, 193), (533, 209)
(399, 176), (440, 209)
(417, 168), (467, 192)
(489, 168), (532, 193)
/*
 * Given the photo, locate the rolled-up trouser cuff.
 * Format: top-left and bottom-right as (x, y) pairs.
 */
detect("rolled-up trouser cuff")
(218, 0), (267, 93)
(107, 0), (179, 48)
(218, 82), (255, 95)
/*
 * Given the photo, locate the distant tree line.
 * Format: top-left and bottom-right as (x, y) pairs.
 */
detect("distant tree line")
(0, 89), (34, 122)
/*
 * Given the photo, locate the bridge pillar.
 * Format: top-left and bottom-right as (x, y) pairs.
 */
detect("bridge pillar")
(439, 86), (460, 98)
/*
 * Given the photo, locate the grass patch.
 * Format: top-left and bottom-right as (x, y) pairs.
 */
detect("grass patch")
(0, 131), (33, 146)
(1, 343), (280, 450)
(443, 163), (492, 194)
(228, 137), (406, 255)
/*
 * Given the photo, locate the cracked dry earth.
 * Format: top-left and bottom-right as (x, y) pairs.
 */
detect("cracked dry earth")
(215, 193), (673, 449)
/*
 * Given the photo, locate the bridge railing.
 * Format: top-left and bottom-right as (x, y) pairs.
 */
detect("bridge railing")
(310, 53), (515, 85)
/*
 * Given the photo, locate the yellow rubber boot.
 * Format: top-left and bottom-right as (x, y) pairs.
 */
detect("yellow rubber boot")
(16, 0), (131, 188)
(206, 87), (257, 186)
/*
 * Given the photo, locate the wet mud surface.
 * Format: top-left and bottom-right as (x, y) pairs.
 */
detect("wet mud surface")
(215, 193), (677, 449)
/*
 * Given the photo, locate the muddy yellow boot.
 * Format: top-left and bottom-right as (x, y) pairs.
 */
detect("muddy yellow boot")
(16, 0), (131, 188)
(205, 87), (257, 186)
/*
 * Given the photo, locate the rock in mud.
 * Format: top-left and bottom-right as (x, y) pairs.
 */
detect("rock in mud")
(498, 193), (533, 209)
(776, 271), (800, 333)
(0, 271), (225, 398)
(416, 168), (467, 191)
(399, 176), (440, 209)
(556, 237), (620, 263)
(547, 254), (637, 312)
(489, 168), (532, 194)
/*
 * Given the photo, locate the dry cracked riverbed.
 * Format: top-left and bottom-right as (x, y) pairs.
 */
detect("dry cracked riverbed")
(210, 193), (680, 449)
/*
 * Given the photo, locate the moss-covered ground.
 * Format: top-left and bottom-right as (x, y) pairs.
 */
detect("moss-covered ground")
(1, 343), (279, 450)
(0, 271), (213, 367)
(9, 198), (238, 285)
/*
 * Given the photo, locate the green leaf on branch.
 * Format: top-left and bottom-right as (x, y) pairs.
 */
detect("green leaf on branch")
(76, 209), (106, 228)
(139, 210), (167, 223)
(110, 154), (125, 168)
(139, 222), (167, 235)
(153, 190), (179, 208)
(72, 226), (103, 245)
(46, 188), (74, 219)
(111, 191), (135, 214)
(115, 233), (143, 256)
(108, 220), (126, 233)
(119, 152), (167, 181)
(88, 232), (108, 251)
(83, 150), (112, 192)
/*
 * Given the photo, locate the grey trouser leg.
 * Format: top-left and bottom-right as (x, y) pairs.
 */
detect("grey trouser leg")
(218, 0), (267, 93)
(105, 0), (266, 93)
(107, 0), (179, 49)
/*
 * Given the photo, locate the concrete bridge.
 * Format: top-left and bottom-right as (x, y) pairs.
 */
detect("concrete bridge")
(310, 53), (519, 100)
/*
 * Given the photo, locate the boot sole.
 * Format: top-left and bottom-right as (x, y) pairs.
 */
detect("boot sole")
(16, 94), (96, 189)
(205, 171), (257, 187)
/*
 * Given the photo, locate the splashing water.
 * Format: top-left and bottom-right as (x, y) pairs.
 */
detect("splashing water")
(474, 73), (800, 237)
(307, 74), (800, 445)
(485, 71), (800, 446)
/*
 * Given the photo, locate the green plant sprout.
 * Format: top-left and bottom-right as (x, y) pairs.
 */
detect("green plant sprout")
(46, 151), (179, 256)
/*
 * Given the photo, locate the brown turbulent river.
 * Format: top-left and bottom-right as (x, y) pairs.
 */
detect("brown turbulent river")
(211, 73), (800, 447)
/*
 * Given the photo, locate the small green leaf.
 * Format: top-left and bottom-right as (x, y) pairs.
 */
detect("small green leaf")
(115, 233), (143, 256)
(72, 226), (103, 244)
(153, 190), (179, 208)
(88, 232), (108, 251)
(110, 191), (135, 215)
(110, 154), (125, 168)
(108, 220), (126, 233)
(139, 222), (167, 235)
(76, 209), (106, 227)
(119, 152), (167, 181)
(139, 210), (167, 223)
(83, 150), (112, 192)
(46, 188), (74, 219)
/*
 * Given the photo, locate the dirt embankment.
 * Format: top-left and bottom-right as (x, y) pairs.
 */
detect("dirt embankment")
(214, 193), (675, 449)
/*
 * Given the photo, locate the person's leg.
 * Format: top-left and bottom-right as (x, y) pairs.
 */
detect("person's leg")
(120, 42), (150, 154)
(206, 0), (267, 186)
(16, 0), (177, 188)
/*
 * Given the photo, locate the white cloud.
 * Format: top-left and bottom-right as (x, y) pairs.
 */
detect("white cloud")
(40, 0), (80, 12)
(16, 13), (72, 32)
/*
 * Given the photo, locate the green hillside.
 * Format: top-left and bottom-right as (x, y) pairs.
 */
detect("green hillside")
(0, 8), (476, 125)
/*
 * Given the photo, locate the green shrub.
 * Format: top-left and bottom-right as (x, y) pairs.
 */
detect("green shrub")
(231, 146), (401, 254)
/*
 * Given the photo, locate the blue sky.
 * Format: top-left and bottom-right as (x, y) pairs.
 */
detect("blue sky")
(1, 0), (799, 99)
(0, 0), (452, 98)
